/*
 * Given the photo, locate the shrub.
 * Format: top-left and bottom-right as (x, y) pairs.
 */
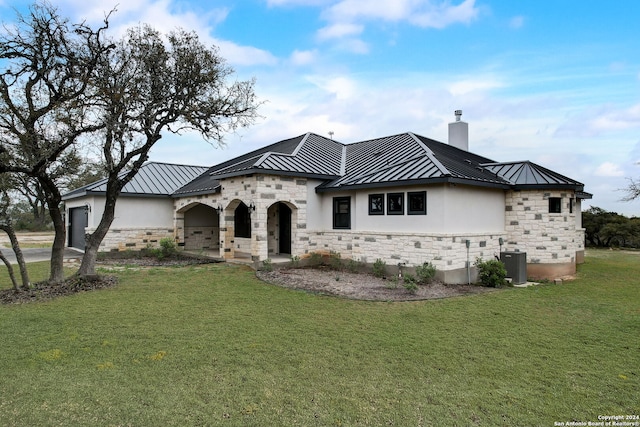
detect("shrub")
(290, 255), (300, 268)
(159, 237), (178, 257)
(146, 237), (178, 260)
(475, 257), (507, 288)
(373, 258), (386, 278)
(415, 262), (436, 284)
(261, 258), (273, 272)
(403, 273), (418, 294)
(329, 251), (342, 270)
(309, 252), (323, 267)
(346, 258), (362, 273)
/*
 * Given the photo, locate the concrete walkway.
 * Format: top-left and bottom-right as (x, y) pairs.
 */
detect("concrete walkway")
(0, 247), (83, 265)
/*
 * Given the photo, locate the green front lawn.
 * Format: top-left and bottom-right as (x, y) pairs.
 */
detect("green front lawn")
(0, 251), (638, 426)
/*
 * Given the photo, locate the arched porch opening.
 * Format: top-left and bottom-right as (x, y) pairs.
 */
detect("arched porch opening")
(182, 203), (219, 253)
(267, 201), (297, 257)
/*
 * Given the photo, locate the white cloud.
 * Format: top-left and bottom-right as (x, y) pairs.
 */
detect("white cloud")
(214, 39), (278, 66)
(316, 22), (363, 40)
(323, 0), (479, 28)
(290, 49), (318, 66)
(47, 0), (276, 67)
(556, 103), (640, 137)
(595, 162), (624, 177)
(509, 15), (525, 29)
(448, 77), (504, 96)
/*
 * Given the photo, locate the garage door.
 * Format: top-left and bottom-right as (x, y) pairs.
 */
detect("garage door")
(68, 207), (88, 250)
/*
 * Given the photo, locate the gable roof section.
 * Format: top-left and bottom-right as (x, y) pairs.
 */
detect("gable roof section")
(207, 132), (343, 179)
(62, 162), (209, 200)
(317, 132), (513, 191)
(172, 133), (344, 196)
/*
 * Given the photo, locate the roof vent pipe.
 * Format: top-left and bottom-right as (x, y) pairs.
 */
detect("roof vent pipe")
(448, 109), (469, 151)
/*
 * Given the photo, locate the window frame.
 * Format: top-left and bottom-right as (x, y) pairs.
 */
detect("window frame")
(333, 197), (351, 229)
(548, 197), (562, 214)
(368, 193), (385, 215)
(387, 192), (404, 215)
(407, 191), (427, 215)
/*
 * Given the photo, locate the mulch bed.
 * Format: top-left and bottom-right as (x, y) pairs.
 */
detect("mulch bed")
(1, 253), (220, 305)
(0, 275), (118, 305)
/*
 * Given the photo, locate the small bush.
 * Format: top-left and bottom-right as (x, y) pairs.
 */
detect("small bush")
(346, 258), (362, 273)
(403, 273), (418, 294)
(290, 255), (300, 268)
(415, 262), (436, 284)
(373, 258), (386, 278)
(261, 258), (273, 272)
(329, 251), (342, 270)
(146, 237), (178, 260)
(159, 237), (178, 256)
(309, 252), (323, 267)
(475, 257), (507, 288)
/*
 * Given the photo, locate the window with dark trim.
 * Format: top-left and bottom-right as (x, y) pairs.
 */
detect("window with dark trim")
(387, 192), (404, 215)
(368, 194), (384, 215)
(333, 197), (351, 229)
(549, 197), (562, 214)
(569, 198), (574, 214)
(234, 202), (251, 238)
(408, 191), (427, 215)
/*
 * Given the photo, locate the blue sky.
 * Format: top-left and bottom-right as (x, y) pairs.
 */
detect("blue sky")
(2, 0), (640, 215)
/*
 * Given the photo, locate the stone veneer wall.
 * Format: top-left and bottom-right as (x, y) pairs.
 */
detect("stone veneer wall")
(183, 226), (219, 250)
(94, 227), (175, 251)
(304, 230), (507, 284)
(173, 174), (309, 260)
(504, 190), (585, 278)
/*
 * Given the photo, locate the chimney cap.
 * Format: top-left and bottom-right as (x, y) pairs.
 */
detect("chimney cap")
(454, 110), (462, 121)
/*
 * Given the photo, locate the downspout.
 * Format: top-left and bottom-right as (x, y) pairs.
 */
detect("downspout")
(465, 239), (471, 285)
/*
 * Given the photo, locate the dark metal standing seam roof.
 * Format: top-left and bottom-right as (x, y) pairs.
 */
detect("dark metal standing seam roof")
(61, 162), (209, 200)
(318, 132), (512, 191)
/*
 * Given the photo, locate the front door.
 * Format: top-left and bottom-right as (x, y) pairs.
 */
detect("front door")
(278, 203), (292, 254)
(68, 207), (88, 250)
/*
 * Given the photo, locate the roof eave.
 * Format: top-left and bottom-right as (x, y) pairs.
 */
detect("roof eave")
(171, 187), (222, 198)
(212, 168), (340, 181)
(315, 177), (511, 193)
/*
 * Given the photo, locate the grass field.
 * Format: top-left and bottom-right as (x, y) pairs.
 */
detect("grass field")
(0, 251), (638, 426)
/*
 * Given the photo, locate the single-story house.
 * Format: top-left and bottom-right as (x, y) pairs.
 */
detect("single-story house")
(63, 111), (591, 283)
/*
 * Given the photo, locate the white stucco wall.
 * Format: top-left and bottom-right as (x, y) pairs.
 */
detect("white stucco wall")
(314, 183), (504, 234)
(66, 195), (174, 229)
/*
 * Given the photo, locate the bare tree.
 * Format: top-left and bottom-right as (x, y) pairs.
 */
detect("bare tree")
(0, 2), (113, 283)
(77, 25), (259, 276)
(0, 176), (30, 290)
(621, 177), (640, 202)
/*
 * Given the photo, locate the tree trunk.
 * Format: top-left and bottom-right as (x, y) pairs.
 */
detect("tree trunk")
(47, 199), (67, 283)
(0, 249), (19, 291)
(77, 196), (117, 277)
(0, 225), (30, 288)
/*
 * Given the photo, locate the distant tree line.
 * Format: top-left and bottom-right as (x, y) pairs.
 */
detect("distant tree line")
(583, 207), (640, 248)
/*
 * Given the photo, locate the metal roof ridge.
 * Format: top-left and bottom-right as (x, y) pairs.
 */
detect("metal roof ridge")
(253, 134), (312, 167)
(408, 132), (450, 176)
(291, 132), (310, 156)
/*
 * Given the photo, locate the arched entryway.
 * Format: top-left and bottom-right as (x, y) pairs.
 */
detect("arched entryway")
(182, 203), (219, 252)
(267, 202), (294, 256)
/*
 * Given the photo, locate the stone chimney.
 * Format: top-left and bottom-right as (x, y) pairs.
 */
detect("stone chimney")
(448, 110), (468, 151)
